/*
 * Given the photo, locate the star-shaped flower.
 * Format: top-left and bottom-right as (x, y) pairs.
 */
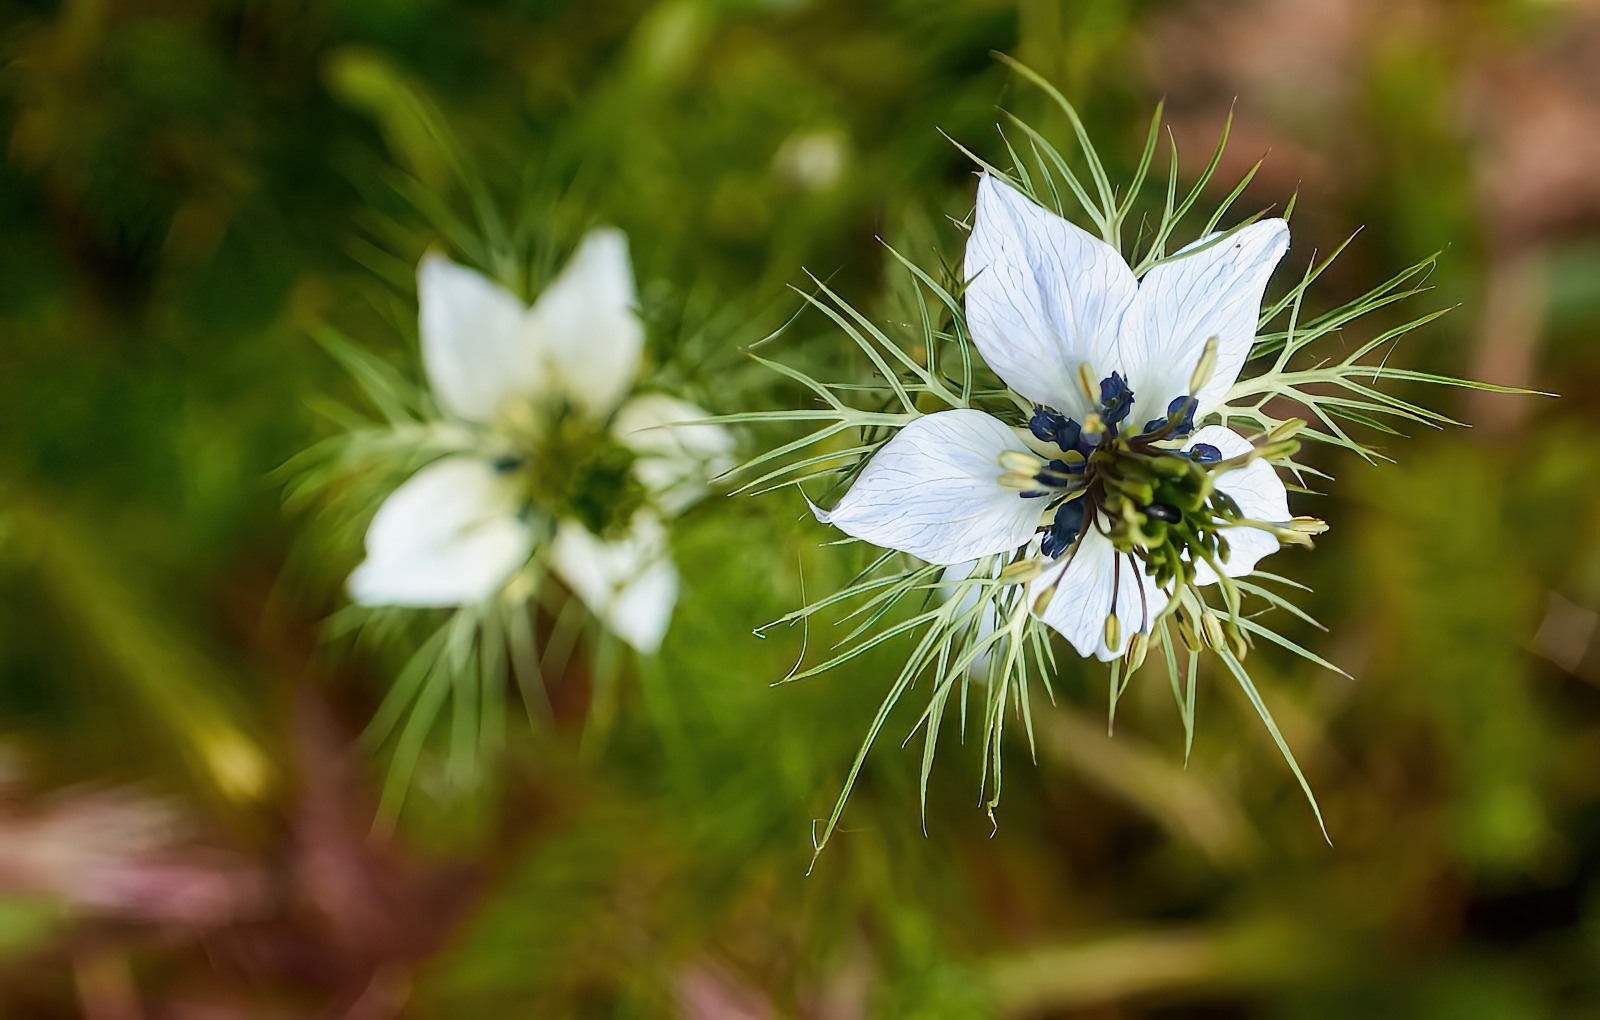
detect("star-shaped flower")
(814, 175), (1295, 660)
(348, 229), (733, 654)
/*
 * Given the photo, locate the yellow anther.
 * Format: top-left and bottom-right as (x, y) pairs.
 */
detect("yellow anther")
(999, 558), (1043, 584)
(1077, 362), (1098, 405)
(1176, 617), (1202, 652)
(1286, 516), (1329, 536)
(1188, 336), (1219, 394)
(1268, 418), (1307, 442)
(1126, 632), (1149, 672)
(999, 450), (1046, 474)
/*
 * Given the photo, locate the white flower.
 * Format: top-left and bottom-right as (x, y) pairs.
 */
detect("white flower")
(814, 175), (1294, 662)
(348, 229), (733, 654)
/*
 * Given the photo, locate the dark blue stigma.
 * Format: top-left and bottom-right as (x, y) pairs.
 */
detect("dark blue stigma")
(1040, 498), (1087, 559)
(1189, 443), (1222, 464)
(1142, 395), (1198, 439)
(1098, 372), (1133, 427)
(1032, 372), (1141, 456)
(1029, 405), (1081, 450)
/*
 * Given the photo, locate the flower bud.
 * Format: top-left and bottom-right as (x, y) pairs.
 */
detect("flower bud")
(1201, 609), (1226, 650)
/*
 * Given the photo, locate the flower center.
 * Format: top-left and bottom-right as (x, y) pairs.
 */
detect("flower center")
(1015, 374), (1233, 589)
(493, 401), (645, 539)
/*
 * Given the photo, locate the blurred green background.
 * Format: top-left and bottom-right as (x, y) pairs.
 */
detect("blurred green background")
(3, 0), (1600, 1016)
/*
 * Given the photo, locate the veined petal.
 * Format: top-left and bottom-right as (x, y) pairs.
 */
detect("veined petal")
(349, 457), (533, 607)
(1187, 425), (1289, 584)
(1029, 526), (1170, 661)
(549, 513), (679, 654)
(527, 228), (644, 420)
(813, 409), (1044, 565)
(964, 174), (1137, 417)
(1121, 220), (1289, 421)
(419, 254), (542, 424)
(613, 394), (736, 515)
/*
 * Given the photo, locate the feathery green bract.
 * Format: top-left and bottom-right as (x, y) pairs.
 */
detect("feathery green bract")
(732, 60), (1531, 856)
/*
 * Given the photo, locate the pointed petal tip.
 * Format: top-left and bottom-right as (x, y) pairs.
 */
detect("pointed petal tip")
(570, 226), (635, 287)
(528, 226), (644, 418)
(804, 495), (833, 525)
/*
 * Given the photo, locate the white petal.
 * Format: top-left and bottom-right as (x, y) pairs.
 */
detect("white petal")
(964, 175), (1137, 417)
(549, 513), (679, 654)
(527, 228), (644, 419)
(1121, 221), (1290, 421)
(418, 254), (542, 424)
(813, 409), (1044, 565)
(1029, 526), (1171, 661)
(349, 457), (533, 607)
(1186, 425), (1290, 584)
(613, 394), (736, 515)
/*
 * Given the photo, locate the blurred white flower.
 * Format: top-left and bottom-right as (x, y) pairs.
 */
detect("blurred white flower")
(772, 128), (848, 193)
(348, 229), (733, 653)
